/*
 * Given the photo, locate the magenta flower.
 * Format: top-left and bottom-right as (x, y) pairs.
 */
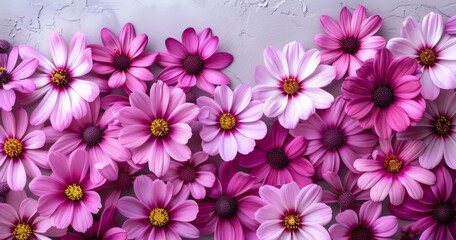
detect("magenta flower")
(117, 176), (200, 239)
(29, 149), (102, 232)
(0, 47), (38, 111)
(322, 171), (370, 212)
(388, 12), (456, 100)
(354, 138), (436, 205)
(255, 182), (332, 240)
(157, 27), (233, 95)
(162, 151), (217, 200)
(118, 80), (199, 177)
(342, 48), (426, 139)
(290, 96), (377, 177)
(397, 90), (456, 169)
(19, 32), (101, 131)
(198, 84), (267, 161)
(0, 198), (66, 240)
(239, 121), (314, 187)
(329, 200), (398, 240)
(390, 165), (456, 239)
(252, 41), (336, 129)
(194, 162), (263, 240)
(315, 5), (385, 79)
(91, 22), (157, 93)
(447, 15), (456, 34)
(49, 98), (130, 184)
(0, 108), (48, 191)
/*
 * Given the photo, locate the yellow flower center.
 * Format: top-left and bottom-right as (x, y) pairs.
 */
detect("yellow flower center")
(284, 214), (300, 230)
(434, 115), (451, 136)
(384, 154), (403, 173)
(150, 119), (169, 137)
(64, 184), (84, 201)
(219, 113), (236, 130)
(419, 49), (436, 66)
(13, 223), (33, 240)
(282, 78), (299, 95)
(3, 138), (23, 158)
(51, 69), (69, 86)
(149, 208), (169, 227)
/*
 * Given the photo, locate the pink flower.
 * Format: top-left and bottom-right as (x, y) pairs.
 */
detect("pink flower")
(162, 151), (217, 200)
(19, 32), (101, 131)
(388, 12), (456, 100)
(0, 198), (67, 240)
(157, 27), (233, 95)
(239, 121), (314, 187)
(354, 138), (436, 205)
(198, 84), (267, 161)
(342, 48), (426, 139)
(322, 171), (370, 212)
(252, 41), (336, 129)
(194, 162), (263, 240)
(447, 15), (456, 34)
(29, 149), (102, 232)
(117, 176), (200, 239)
(255, 182), (332, 240)
(0, 47), (38, 111)
(48, 98), (130, 184)
(118, 80), (199, 177)
(329, 200), (398, 240)
(390, 165), (456, 239)
(290, 96), (378, 177)
(91, 23), (157, 93)
(397, 90), (456, 169)
(0, 108), (48, 191)
(315, 5), (385, 79)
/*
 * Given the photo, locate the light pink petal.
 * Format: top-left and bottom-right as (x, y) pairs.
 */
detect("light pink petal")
(219, 133), (238, 161)
(422, 12), (444, 48)
(0, 89), (15, 111)
(49, 32), (67, 68)
(359, 15), (382, 39)
(7, 161), (26, 191)
(9, 57), (38, 80)
(320, 15), (344, 39)
(164, 139), (192, 162)
(119, 23), (136, 53)
(119, 125), (150, 148)
(263, 93), (287, 118)
(214, 84), (233, 113)
(297, 49), (321, 81)
(398, 174), (424, 200)
(303, 65), (336, 89)
(128, 67), (154, 81)
(332, 53), (349, 79)
(199, 36), (218, 60)
(149, 142), (171, 177)
(117, 196), (149, 219)
(164, 38), (188, 59)
(314, 34), (341, 50)
(264, 46), (288, 80)
(70, 79), (100, 102)
(338, 7), (352, 36)
(403, 166), (436, 185)
(215, 218), (244, 240)
(101, 28), (122, 55)
(30, 89), (57, 126)
(371, 216), (398, 237)
(169, 200), (198, 222)
(67, 32), (88, 68)
(359, 201), (382, 226)
(50, 90), (72, 131)
(389, 179), (405, 206)
(429, 63), (456, 89)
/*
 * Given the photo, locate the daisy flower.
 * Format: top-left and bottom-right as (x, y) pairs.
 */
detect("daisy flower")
(290, 96), (377, 177)
(19, 32), (101, 131)
(29, 149), (102, 233)
(91, 22), (157, 93)
(322, 171), (370, 212)
(397, 90), (456, 169)
(157, 27), (233, 95)
(162, 151), (217, 200)
(238, 121), (314, 187)
(342, 48), (426, 139)
(0, 47), (38, 111)
(117, 176), (200, 239)
(315, 5), (385, 79)
(329, 200), (398, 240)
(354, 138), (436, 205)
(390, 165), (456, 239)
(255, 182), (332, 240)
(194, 162), (263, 240)
(118, 80), (199, 177)
(49, 98), (130, 184)
(0, 108), (48, 191)
(252, 41), (336, 129)
(388, 12), (456, 100)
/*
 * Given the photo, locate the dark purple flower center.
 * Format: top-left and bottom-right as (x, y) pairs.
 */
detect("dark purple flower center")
(267, 149), (289, 169)
(0, 67), (9, 86)
(215, 195), (238, 219)
(352, 225), (373, 240)
(372, 86), (395, 108)
(433, 115), (452, 136)
(183, 55), (204, 74)
(179, 164), (196, 182)
(82, 125), (103, 146)
(113, 54), (131, 71)
(115, 173), (132, 190)
(323, 128), (345, 150)
(338, 191), (355, 211)
(341, 37), (360, 55)
(433, 203), (455, 224)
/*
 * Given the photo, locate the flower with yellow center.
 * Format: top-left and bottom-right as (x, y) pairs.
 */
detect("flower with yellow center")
(283, 214), (300, 230)
(150, 119), (169, 137)
(13, 223), (33, 240)
(384, 154), (403, 173)
(51, 69), (69, 86)
(282, 78), (299, 95)
(149, 207), (169, 227)
(64, 184), (84, 201)
(419, 49), (436, 66)
(219, 113), (236, 130)
(3, 138), (23, 158)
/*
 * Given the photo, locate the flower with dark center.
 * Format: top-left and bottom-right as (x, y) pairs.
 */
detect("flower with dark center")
(0, 67), (9, 86)
(384, 154), (403, 173)
(82, 125), (103, 146)
(215, 195), (238, 219)
(179, 164), (196, 182)
(323, 128), (345, 150)
(419, 49), (436, 66)
(341, 37), (360, 55)
(282, 78), (300, 95)
(3, 138), (23, 158)
(113, 54), (131, 71)
(283, 214), (300, 230)
(149, 208), (169, 227)
(13, 223), (33, 240)
(338, 191), (355, 211)
(372, 86), (395, 108)
(433, 203), (455, 224)
(183, 55), (204, 75)
(219, 113), (236, 130)
(267, 149), (289, 169)
(50, 69), (69, 87)
(433, 115), (451, 136)
(64, 184), (84, 201)
(351, 225), (373, 240)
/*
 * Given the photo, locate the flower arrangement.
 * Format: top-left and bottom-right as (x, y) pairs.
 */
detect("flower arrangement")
(0, 5), (456, 240)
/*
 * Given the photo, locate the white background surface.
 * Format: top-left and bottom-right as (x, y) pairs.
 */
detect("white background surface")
(1, 0), (455, 239)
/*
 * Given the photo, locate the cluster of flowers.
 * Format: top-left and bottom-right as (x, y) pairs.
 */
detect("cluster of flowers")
(1, 4), (456, 240)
